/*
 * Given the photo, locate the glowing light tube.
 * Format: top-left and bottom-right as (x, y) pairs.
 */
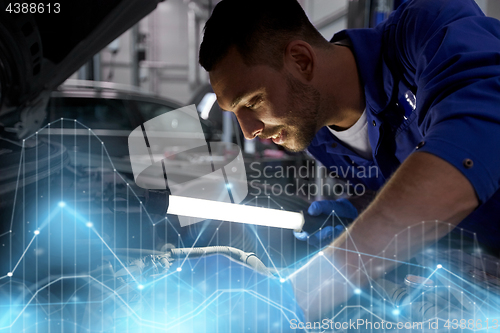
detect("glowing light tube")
(167, 195), (305, 230)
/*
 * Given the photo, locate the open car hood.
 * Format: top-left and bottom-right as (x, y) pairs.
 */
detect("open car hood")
(0, 0), (163, 139)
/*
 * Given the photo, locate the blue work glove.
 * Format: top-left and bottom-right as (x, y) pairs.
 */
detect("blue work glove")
(294, 198), (358, 248)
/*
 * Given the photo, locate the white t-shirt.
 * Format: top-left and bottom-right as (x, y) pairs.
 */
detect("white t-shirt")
(327, 110), (373, 160)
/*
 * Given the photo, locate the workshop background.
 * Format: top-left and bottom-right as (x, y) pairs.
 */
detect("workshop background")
(71, 0), (497, 104)
(1, 0), (500, 332)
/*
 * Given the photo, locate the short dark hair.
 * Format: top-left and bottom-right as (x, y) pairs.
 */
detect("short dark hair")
(199, 0), (327, 71)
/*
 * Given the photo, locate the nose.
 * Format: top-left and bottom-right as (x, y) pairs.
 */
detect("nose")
(235, 110), (264, 140)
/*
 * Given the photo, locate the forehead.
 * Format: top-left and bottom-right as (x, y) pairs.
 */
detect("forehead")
(209, 48), (277, 111)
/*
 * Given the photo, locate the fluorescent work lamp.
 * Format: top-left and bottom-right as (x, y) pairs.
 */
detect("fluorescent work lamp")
(129, 104), (304, 230)
(167, 195), (305, 230)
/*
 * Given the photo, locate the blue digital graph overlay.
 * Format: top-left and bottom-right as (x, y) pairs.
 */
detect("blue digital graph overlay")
(0, 118), (499, 332)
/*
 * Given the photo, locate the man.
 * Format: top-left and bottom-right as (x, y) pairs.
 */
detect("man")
(199, 0), (500, 320)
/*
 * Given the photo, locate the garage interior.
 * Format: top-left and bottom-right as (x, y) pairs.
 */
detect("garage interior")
(0, 0), (499, 332)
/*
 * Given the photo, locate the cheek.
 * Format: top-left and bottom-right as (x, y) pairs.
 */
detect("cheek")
(265, 106), (290, 124)
(267, 95), (295, 120)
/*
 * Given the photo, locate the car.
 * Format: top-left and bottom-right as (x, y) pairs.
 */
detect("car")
(2, 2), (494, 332)
(0, 0), (164, 206)
(0, 0), (163, 141)
(42, 79), (221, 176)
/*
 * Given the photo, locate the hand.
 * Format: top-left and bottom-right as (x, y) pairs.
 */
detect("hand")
(294, 198), (358, 247)
(307, 198), (358, 219)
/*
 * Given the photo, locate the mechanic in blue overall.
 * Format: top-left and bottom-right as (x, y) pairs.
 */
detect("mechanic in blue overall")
(199, 0), (500, 320)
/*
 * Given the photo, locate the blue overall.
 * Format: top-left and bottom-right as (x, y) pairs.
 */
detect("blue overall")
(307, 0), (500, 250)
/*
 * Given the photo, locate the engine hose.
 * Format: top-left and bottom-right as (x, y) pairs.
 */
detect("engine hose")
(408, 301), (436, 322)
(170, 246), (271, 276)
(377, 279), (410, 306)
(377, 278), (472, 322)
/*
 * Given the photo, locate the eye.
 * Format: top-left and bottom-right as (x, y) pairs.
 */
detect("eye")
(246, 97), (263, 110)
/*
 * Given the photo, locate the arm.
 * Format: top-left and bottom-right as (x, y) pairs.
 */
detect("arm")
(290, 151), (478, 320)
(345, 189), (376, 214)
(291, 0), (500, 320)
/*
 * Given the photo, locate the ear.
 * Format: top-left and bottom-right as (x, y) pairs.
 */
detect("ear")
(284, 40), (316, 81)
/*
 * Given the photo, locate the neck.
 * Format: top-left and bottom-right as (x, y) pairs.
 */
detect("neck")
(316, 44), (365, 131)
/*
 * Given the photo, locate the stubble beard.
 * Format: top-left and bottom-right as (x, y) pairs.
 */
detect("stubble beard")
(280, 73), (322, 152)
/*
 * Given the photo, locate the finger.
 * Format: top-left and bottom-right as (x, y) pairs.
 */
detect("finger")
(293, 230), (309, 241)
(314, 226), (334, 242)
(320, 201), (337, 215)
(333, 225), (345, 238)
(307, 201), (323, 216)
(334, 198), (359, 220)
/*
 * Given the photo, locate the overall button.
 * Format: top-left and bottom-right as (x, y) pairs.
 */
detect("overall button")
(415, 141), (425, 150)
(372, 120), (376, 127)
(463, 158), (473, 169)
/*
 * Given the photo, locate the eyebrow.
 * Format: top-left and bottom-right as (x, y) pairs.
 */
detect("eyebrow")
(230, 93), (250, 109)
